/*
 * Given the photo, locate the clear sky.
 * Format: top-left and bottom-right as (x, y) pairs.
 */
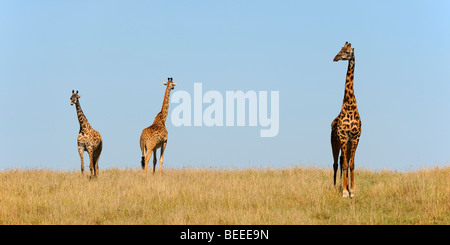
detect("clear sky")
(1, 0), (449, 171)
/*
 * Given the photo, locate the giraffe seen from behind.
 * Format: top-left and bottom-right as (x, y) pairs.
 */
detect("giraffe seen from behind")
(331, 42), (362, 198)
(140, 78), (177, 175)
(70, 90), (103, 178)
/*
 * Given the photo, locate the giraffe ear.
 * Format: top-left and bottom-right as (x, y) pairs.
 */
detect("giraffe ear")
(172, 82), (177, 86)
(163, 82), (168, 85)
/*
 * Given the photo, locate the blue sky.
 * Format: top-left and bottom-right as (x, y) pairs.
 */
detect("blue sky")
(1, 1), (449, 171)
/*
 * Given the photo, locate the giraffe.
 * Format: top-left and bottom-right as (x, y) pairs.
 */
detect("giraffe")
(331, 42), (362, 198)
(70, 90), (103, 178)
(140, 78), (177, 174)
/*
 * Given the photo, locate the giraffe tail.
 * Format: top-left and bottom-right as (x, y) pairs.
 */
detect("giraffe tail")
(141, 156), (145, 169)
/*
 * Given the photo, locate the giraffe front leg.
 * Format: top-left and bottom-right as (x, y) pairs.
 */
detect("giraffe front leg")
(78, 146), (85, 175)
(349, 163), (355, 198)
(349, 139), (359, 198)
(340, 144), (350, 198)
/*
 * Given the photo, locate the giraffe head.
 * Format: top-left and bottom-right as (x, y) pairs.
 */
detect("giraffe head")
(162, 77), (177, 90)
(333, 42), (354, 62)
(70, 90), (81, 106)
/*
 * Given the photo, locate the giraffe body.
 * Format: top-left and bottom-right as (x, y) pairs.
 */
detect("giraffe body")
(140, 78), (176, 174)
(331, 42), (362, 198)
(70, 90), (103, 178)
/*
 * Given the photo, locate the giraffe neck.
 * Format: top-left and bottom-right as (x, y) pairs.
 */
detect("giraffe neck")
(75, 101), (92, 132)
(342, 56), (357, 111)
(159, 83), (172, 123)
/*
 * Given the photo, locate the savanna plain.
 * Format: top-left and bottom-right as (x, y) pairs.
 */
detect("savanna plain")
(0, 167), (448, 225)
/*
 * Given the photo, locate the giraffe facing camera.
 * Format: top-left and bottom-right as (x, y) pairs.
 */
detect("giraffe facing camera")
(330, 42), (362, 198)
(70, 90), (81, 105)
(162, 77), (177, 88)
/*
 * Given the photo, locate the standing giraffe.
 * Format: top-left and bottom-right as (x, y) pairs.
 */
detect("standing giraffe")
(140, 78), (177, 174)
(70, 90), (103, 178)
(331, 42), (362, 198)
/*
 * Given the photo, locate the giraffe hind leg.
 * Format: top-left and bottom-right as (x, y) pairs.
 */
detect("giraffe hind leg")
(143, 143), (156, 174)
(152, 149), (157, 174)
(141, 144), (147, 169)
(331, 132), (340, 186)
(91, 153), (99, 178)
(87, 149), (95, 177)
(93, 142), (102, 177)
(159, 141), (167, 175)
(143, 150), (152, 173)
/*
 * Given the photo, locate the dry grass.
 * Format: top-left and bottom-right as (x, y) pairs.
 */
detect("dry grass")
(0, 166), (448, 225)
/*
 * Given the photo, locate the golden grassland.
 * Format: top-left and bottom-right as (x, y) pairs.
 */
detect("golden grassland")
(0, 166), (448, 225)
